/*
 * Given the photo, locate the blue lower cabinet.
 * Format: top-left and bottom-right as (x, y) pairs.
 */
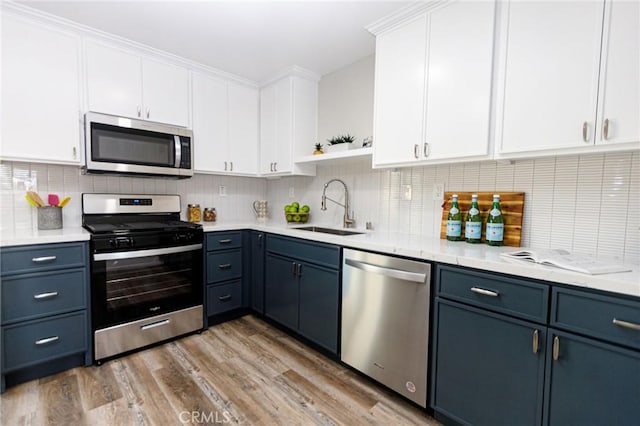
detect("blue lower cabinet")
(265, 254), (299, 330)
(432, 298), (545, 426)
(207, 281), (243, 315)
(544, 329), (640, 426)
(298, 263), (339, 353)
(250, 231), (265, 314)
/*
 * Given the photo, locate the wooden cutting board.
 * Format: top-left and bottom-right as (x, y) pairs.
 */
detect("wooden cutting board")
(439, 192), (525, 247)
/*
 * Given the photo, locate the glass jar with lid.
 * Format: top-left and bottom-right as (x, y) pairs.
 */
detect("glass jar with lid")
(187, 204), (201, 222)
(203, 207), (217, 222)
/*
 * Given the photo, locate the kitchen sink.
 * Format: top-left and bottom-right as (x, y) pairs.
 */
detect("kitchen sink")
(295, 226), (364, 236)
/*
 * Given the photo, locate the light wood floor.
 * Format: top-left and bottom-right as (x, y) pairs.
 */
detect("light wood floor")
(1, 315), (439, 425)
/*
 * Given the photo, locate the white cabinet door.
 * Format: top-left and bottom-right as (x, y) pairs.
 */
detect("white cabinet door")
(260, 78), (293, 174)
(596, 0), (640, 145)
(1, 15), (81, 164)
(497, 1), (604, 153)
(142, 58), (189, 127)
(372, 14), (428, 167)
(228, 83), (259, 174)
(192, 72), (228, 173)
(86, 41), (142, 119)
(260, 83), (277, 174)
(291, 76), (318, 161)
(424, 1), (494, 160)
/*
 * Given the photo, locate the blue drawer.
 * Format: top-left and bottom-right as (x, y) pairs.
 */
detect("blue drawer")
(1, 269), (86, 324)
(552, 287), (640, 350)
(1, 242), (86, 276)
(206, 249), (242, 284)
(206, 232), (242, 251)
(436, 265), (549, 323)
(2, 311), (87, 372)
(266, 234), (340, 269)
(207, 281), (242, 315)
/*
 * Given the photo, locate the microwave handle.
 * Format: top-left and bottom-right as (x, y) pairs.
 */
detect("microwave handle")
(174, 136), (182, 168)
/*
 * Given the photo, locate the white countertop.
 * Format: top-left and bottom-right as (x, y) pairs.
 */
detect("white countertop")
(2, 221), (638, 299)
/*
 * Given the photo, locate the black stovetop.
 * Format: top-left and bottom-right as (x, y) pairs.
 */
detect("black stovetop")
(83, 213), (202, 235)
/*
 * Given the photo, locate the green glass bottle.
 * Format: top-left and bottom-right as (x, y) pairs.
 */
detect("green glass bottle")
(486, 194), (504, 246)
(465, 194), (482, 244)
(446, 194), (462, 241)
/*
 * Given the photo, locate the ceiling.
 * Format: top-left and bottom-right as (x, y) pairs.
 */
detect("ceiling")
(18, 0), (409, 82)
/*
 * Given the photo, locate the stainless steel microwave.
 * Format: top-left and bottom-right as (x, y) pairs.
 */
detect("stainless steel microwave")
(84, 112), (193, 179)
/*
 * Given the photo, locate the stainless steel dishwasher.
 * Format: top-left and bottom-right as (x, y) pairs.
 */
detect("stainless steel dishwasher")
(341, 248), (431, 407)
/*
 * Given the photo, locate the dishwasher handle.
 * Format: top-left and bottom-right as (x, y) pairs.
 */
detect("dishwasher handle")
(345, 258), (427, 283)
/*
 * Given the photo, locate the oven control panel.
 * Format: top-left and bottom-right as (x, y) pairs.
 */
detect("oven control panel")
(109, 236), (133, 249)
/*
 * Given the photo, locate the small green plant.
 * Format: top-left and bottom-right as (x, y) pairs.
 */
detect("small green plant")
(327, 134), (356, 145)
(315, 142), (323, 150)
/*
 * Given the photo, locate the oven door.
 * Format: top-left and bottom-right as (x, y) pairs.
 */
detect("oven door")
(91, 244), (203, 329)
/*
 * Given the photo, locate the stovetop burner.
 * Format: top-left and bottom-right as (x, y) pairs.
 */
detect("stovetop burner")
(84, 220), (201, 234)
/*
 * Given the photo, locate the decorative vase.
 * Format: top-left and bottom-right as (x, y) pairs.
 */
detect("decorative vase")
(325, 143), (355, 153)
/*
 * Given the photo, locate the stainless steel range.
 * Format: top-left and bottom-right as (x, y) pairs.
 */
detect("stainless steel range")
(82, 193), (203, 364)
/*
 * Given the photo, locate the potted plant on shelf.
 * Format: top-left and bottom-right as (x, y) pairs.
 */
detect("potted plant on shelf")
(325, 134), (356, 153)
(313, 143), (324, 155)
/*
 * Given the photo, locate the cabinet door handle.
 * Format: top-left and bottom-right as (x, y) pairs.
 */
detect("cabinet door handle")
(273, 162), (277, 172)
(532, 330), (539, 354)
(218, 263), (232, 269)
(291, 261), (297, 276)
(146, 108), (150, 119)
(582, 122), (589, 142)
(470, 287), (499, 297)
(230, 162), (233, 171)
(413, 144), (419, 159)
(218, 239), (232, 244)
(297, 263), (302, 277)
(552, 336), (560, 361)
(35, 336), (59, 345)
(34, 291), (59, 300)
(224, 161), (228, 171)
(218, 294), (232, 302)
(613, 318), (640, 331)
(423, 142), (430, 158)
(72, 146), (77, 160)
(603, 118), (610, 140)
(257, 234), (263, 247)
(32, 256), (57, 263)
(137, 106), (142, 117)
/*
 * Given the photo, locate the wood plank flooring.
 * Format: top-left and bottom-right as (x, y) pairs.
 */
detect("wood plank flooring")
(1, 315), (439, 425)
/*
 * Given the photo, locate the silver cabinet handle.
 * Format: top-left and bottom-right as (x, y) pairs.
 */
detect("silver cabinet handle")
(137, 106), (142, 117)
(35, 336), (59, 345)
(291, 261), (297, 276)
(224, 161), (228, 171)
(146, 108), (150, 119)
(297, 263), (302, 277)
(269, 162), (273, 172)
(613, 318), (640, 331)
(218, 239), (232, 244)
(603, 118), (610, 140)
(72, 146), (77, 159)
(140, 319), (170, 331)
(413, 144), (419, 159)
(344, 258), (427, 283)
(218, 294), (232, 301)
(552, 336), (560, 361)
(532, 330), (539, 354)
(257, 234), (263, 247)
(470, 287), (500, 297)
(230, 162), (233, 171)
(273, 162), (277, 172)
(582, 122), (589, 142)
(424, 142), (430, 158)
(34, 291), (59, 300)
(218, 263), (232, 270)
(32, 256), (57, 263)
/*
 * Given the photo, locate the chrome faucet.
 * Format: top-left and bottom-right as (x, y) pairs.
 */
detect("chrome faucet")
(321, 178), (355, 228)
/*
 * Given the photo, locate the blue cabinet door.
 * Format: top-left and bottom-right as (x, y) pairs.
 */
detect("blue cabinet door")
(264, 253), (298, 330)
(544, 329), (640, 426)
(432, 298), (546, 426)
(250, 232), (265, 313)
(298, 262), (339, 354)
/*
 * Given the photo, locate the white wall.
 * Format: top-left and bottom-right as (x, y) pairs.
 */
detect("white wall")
(317, 55), (374, 146)
(0, 161), (266, 231)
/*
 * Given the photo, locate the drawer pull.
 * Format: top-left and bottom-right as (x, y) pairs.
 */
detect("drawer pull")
(33, 291), (59, 300)
(218, 263), (232, 270)
(35, 336), (59, 345)
(218, 239), (232, 244)
(552, 336), (560, 361)
(613, 318), (640, 331)
(218, 294), (232, 302)
(532, 330), (539, 354)
(470, 287), (499, 297)
(140, 319), (170, 331)
(291, 261), (297, 276)
(31, 256), (57, 263)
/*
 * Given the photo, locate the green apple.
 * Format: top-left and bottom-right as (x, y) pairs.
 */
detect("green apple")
(300, 205), (310, 213)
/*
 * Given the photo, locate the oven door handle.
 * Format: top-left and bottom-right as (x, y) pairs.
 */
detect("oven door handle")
(93, 243), (202, 261)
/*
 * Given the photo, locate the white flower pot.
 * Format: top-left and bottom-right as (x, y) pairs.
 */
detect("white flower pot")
(325, 143), (356, 153)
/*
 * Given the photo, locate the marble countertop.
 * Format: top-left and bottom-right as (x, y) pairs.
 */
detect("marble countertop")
(2, 221), (638, 298)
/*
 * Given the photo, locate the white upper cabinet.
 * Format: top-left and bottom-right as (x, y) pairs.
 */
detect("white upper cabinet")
(260, 74), (317, 176)
(496, 0), (639, 156)
(86, 41), (189, 127)
(596, 0), (639, 146)
(192, 71), (259, 175)
(372, 1), (495, 168)
(1, 14), (82, 164)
